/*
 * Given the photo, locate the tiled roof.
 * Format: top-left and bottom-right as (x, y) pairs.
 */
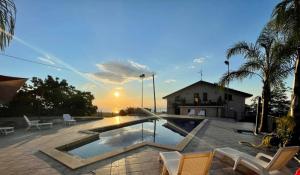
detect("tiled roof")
(163, 80), (252, 99)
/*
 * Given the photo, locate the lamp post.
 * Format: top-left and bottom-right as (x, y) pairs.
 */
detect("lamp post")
(152, 73), (157, 142)
(224, 60), (230, 117)
(152, 73), (157, 113)
(139, 74), (145, 108)
(224, 60), (229, 87)
(139, 74), (145, 142)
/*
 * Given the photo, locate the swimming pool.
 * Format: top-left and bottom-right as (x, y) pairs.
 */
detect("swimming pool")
(68, 118), (200, 158)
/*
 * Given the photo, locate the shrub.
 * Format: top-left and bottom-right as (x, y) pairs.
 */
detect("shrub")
(276, 115), (295, 146)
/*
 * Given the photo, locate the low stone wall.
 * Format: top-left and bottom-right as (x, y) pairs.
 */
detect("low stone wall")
(0, 116), (103, 128)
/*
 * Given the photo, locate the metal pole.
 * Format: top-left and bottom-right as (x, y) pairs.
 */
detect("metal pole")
(142, 123), (144, 141)
(153, 120), (156, 142)
(142, 78), (143, 108)
(152, 74), (156, 113)
(139, 74), (145, 108)
(255, 97), (261, 135)
(227, 61), (230, 88)
(224, 60), (230, 117)
(227, 61), (229, 117)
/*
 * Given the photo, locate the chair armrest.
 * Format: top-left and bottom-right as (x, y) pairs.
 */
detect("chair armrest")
(235, 156), (267, 174)
(256, 153), (273, 161)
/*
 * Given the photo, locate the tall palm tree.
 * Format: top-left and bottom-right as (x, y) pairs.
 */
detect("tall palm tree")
(272, 0), (300, 145)
(219, 26), (294, 132)
(0, 0), (16, 51)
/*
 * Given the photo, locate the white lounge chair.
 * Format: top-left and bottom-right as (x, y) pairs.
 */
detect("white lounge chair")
(188, 109), (196, 116)
(159, 151), (214, 175)
(24, 115), (53, 130)
(63, 114), (76, 126)
(198, 110), (206, 116)
(215, 146), (300, 175)
(0, 127), (14, 135)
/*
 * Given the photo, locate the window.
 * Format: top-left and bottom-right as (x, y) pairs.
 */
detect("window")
(194, 93), (200, 105)
(228, 94), (233, 101)
(203, 92), (208, 101)
(225, 93), (233, 101)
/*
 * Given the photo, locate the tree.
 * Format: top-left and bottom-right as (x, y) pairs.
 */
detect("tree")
(0, 75), (97, 117)
(219, 25), (294, 132)
(0, 0), (16, 50)
(270, 81), (290, 117)
(272, 0), (300, 145)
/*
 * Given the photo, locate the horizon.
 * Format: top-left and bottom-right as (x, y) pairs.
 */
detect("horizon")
(1, 0), (291, 112)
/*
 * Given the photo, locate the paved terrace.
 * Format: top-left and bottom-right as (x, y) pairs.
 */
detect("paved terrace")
(0, 116), (298, 175)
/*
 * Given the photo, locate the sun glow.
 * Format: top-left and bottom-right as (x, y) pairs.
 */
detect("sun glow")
(114, 91), (120, 97)
(115, 116), (120, 124)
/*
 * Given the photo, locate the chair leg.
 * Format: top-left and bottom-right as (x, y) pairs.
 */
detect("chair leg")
(233, 157), (241, 170)
(26, 126), (31, 131)
(161, 165), (168, 175)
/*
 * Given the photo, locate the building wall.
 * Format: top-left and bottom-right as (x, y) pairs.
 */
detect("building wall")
(164, 83), (248, 120)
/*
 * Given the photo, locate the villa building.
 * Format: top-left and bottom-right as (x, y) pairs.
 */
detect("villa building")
(163, 80), (252, 120)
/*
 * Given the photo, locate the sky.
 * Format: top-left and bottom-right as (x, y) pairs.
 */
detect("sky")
(1, 0), (290, 112)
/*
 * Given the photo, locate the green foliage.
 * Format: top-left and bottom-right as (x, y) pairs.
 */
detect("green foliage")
(219, 25), (294, 132)
(118, 107), (151, 116)
(270, 81), (290, 117)
(0, 75), (97, 117)
(276, 115), (296, 146)
(272, 0), (300, 146)
(0, 0), (16, 51)
(272, 0), (300, 46)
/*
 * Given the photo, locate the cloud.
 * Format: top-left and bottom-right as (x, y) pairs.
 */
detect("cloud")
(88, 60), (153, 84)
(115, 87), (124, 90)
(193, 57), (205, 64)
(80, 83), (97, 91)
(164, 79), (176, 84)
(188, 65), (196, 69)
(37, 55), (55, 65)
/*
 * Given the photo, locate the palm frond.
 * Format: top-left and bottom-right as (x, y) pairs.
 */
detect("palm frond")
(226, 41), (261, 61)
(272, 0), (293, 27)
(219, 69), (260, 87)
(0, 0), (16, 51)
(272, 0), (300, 44)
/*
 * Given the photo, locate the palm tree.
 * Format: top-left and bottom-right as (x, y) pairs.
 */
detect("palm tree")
(272, 0), (300, 145)
(219, 26), (294, 132)
(0, 0), (16, 51)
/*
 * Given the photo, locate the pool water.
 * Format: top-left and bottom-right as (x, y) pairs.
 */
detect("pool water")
(68, 119), (200, 158)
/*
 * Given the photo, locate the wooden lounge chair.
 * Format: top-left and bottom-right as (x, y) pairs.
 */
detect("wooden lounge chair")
(0, 127), (14, 135)
(24, 115), (53, 130)
(63, 114), (76, 126)
(215, 146), (300, 175)
(159, 151), (214, 175)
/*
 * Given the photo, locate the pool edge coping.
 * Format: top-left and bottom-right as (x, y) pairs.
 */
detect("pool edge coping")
(40, 117), (209, 169)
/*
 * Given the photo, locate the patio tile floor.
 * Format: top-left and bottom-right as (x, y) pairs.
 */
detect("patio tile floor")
(0, 116), (298, 175)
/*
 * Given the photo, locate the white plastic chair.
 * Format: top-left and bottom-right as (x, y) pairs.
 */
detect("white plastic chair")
(24, 115), (53, 130)
(215, 146), (300, 175)
(63, 114), (76, 126)
(188, 109), (196, 116)
(159, 151), (214, 175)
(0, 127), (14, 135)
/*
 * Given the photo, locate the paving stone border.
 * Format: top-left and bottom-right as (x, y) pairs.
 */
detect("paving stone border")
(41, 117), (208, 169)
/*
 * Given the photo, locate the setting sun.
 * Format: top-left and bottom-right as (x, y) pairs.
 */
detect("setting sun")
(114, 91), (120, 97)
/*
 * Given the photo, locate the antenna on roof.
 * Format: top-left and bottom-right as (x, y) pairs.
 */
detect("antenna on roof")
(198, 69), (203, 81)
